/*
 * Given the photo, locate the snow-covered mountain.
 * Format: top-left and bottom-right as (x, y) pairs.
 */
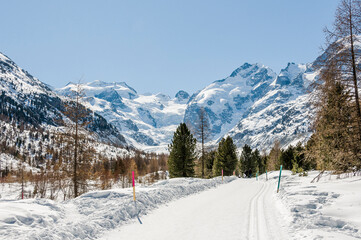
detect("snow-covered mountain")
(184, 62), (317, 151)
(0, 49), (319, 153)
(55, 61), (318, 153)
(0, 52), (126, 146)
(228, 63), (317, 150)
(57, 82), (189, 152)
(184, 63), (277, 140)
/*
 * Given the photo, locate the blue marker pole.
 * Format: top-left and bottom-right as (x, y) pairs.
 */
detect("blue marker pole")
(256, 171), (258, 181)
(277, 165), (283, 193)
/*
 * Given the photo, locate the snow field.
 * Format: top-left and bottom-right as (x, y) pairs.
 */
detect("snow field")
(277, 171), (361, 239)
(102, 171), (361, 240)
(1, 170), (361, 240)
(101, 174), (290, 240)
(0, 176), (236, 239)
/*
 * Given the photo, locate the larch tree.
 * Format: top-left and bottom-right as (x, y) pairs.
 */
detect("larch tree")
(193, 107), (211, 178)
(268, 140), (281, 170)
(323, 0), (361, 140)
(311, 0), (361, 171)
(62, 83), (93, 198)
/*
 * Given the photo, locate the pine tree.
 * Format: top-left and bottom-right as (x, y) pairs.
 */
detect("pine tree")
(213, 136), (238, 176)
(240, 144), (256, 177)
(279, 146), (295, 170)
(252, 149), (264, 174)
(205, 150), (216, 178)
(168, 123), (197, 178)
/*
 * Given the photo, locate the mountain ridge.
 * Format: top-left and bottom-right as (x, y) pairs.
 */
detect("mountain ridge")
(0, 50), (318, 153)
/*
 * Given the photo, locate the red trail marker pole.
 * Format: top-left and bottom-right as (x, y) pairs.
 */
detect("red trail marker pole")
(132, 171), (142, 224)
(132, 171), (136, 201)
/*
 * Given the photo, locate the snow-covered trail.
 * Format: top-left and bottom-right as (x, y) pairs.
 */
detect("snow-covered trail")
(100, 178), (290, 240)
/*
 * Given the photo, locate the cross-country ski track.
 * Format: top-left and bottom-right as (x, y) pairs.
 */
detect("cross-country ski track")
(100, 176), (290, 240)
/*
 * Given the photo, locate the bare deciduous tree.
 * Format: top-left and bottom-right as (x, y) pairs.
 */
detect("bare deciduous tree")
(323, 0), (361, 141)
(193, 107), (211, 178)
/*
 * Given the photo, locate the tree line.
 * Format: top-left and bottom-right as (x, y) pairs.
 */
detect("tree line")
(167, 118), (312, 179)
(0, 85), (169, 200)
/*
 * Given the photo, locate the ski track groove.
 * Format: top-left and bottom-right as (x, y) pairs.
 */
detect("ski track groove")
(263, 182), (276, 240)
(247, 181), (266, 240)
(247, 180), (287, 240)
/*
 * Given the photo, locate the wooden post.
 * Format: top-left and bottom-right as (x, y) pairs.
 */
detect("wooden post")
(277, 165), (283, 193)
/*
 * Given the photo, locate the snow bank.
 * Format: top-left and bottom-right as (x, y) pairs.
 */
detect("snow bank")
(0, 176), (236, 239)
(276, 170), (361, 239)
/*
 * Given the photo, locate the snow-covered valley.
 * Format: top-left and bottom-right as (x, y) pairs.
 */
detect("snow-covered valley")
(1, 171), (360, 240)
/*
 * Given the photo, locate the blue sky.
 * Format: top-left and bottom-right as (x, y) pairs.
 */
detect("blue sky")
(1, 0), (339, 96)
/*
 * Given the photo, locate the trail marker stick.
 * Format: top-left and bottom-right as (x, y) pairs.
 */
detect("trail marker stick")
(132, 171), (136, 201)
(222, 169), (223, 182)
(277, 165), (283, 193)
(132, 171), (142, 224)
(256, 171), (258, 181)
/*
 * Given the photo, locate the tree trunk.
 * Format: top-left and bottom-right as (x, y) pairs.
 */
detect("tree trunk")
(73, 96), (79, 198)
(201, 120), (204, 178)
(349, 10), (361, 142)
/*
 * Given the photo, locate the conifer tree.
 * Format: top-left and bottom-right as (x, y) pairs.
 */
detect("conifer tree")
(213, 136), (238, 176)
(240, 144), (256, 177)
(205, 150), (216, 178)
(279, 146), (295, 170)
(168, 123), (197, 178)
(252, 149), (264, 174)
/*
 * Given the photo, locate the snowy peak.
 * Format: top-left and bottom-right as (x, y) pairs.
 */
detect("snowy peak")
(175, 90), (190, 102)
(226, 63), (276, 86)
(58, 80), (138, 100)
(183, 61), (317, 151)
(274, 63), (308, 87)
(184, 63), (277, 141)
(0, 52), (53, 97)
(195, 63), (276, 104)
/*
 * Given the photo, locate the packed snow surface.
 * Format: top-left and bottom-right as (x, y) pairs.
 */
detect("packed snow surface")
(0, 177), (235, 239)
(1, 171), (361, 239)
